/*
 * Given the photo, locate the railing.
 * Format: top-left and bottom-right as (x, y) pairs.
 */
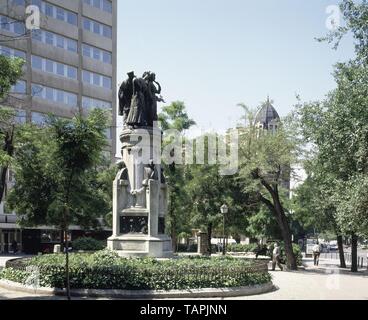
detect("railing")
(320, 252), (368, 269)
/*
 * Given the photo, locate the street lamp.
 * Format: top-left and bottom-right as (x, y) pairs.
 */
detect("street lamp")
(220, 204), (228, 256)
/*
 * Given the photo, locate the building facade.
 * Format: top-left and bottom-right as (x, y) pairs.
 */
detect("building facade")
(0, 0), (117, 253)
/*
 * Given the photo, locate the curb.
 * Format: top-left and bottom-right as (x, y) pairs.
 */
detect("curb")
(0, 279), (276, 299)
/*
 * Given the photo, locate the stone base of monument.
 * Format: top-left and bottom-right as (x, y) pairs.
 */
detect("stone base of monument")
(107, 235), (173, 258)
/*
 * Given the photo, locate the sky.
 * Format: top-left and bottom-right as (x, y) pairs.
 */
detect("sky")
(116, 0), (355, 135)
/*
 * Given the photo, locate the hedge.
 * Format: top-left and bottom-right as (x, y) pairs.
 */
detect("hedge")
(72, 237), (106, 252)
(1, 250), (271, 290)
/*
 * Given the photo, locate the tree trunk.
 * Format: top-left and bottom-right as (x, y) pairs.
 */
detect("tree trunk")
(0, 129), (14, 204)
(207, 224), (212, 255)
(0, 166), (8, 204)
(351, 233), (358, 272)
(64, 206), (71, 300)
(258, 179), (297, 270)
(337, 234), (346, 268)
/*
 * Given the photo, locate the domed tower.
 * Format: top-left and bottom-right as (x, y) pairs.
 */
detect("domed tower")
(255, 96), (280, 132)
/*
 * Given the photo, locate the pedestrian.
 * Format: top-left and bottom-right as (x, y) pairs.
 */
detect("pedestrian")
(313, 241), (321, 266)
(272, 242), (283, 271)
(11, 240), (18, 253)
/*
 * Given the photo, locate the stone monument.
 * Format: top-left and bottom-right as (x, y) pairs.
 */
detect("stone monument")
(107, 71), (172, 257)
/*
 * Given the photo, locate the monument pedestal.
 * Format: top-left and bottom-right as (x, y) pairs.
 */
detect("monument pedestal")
(107, 127), (173, 258)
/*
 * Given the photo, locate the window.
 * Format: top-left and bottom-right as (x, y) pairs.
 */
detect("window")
(0, 45), (26, 59)
(67, 66), (77, 79)
(11, 0), (26, 6)
(82, 17), (112, 39)
(32, 29), (78, 53)
(31, 84), (43, 97)
(45, 59), (54, 73)
(15, 110), (26, 124)
(45, 3), (53, 16)
(0, 15), (25, 35)
(103, 0), (112, 13)
(45, 87), (53, 100)
(83, 70), (90, 83)
(31, 55), (42, 69)
(103, 25), (112, 38)
(45, 31), (53, 45)
(67, 39), (77, 52)
(11, 80), (26, 94)
(93, 73), (100, 86)
(31, 55), (77, 80)
(31, 112), (46, 126)
(32, 30), (42, 41)
(56, 63), (64, 76)
(56, 35), (64, 48)
(67, 12), (77, 25)
(103, 51), (112, 64)
(103, 76), (111, 89)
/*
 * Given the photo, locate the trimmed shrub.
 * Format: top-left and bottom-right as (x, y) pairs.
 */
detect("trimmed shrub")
(1, 251), (272, 290)
(72, 237), (106, 252)
(227, 243), (263, 253)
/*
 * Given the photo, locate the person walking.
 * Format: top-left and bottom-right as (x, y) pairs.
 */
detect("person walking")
(313, 241), (321, 266)
(272, 242), (283, 271)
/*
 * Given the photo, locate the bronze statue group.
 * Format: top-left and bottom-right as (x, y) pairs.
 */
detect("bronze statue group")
(118, 71), (165, 128)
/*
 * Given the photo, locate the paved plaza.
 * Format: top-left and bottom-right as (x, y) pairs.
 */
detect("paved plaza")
(0, 257), (367, 300)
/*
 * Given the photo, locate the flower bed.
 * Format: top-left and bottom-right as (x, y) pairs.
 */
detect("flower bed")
(1, 250), (271, 291)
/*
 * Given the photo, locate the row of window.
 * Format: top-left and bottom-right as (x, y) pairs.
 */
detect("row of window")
(31, 111), (111, 139)
(83, 0), (112, 13)
(12, 0), (112, 14)
(83, 17), (112, 39)
(30, 1), (112, 38)
(82, 96), (111, 110)
(32, 29), (78, 53)
(31, 54), (112, 88)
(0, 15), (25, 35)
(0, 45), (26, 59)
(31, 0), (77, 26)
(82, 70), (111, 89)
(31, 30), (112, 64)
(32, 83), (78, 107)
(82, 44), (111, 64)
(10, 80), (112, 111)
(32, 55), (77, 80)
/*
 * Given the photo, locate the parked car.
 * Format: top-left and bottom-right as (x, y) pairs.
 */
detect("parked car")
(329, 242), (338, 251)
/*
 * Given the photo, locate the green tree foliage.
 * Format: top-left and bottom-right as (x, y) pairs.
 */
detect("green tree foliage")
(8, 109), (111, 298)
(297, 0), (368, 272)
(158, 101), (196, 251)
(237, 106), (298, 269)
(0, 55), (25, 202)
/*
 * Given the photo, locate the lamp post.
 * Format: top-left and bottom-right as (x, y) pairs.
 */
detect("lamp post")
(221, 204), (228, 256)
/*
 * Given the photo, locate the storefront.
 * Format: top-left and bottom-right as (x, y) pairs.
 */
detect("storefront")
(0, 214), (112, 254)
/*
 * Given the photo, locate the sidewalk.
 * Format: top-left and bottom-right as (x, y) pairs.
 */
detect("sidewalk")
(1, 257), (368, 300)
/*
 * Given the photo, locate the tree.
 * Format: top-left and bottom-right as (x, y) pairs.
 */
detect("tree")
(237, 107), (298, 270)
(291, 163), (347, 268)
(296, 0), (368, 272)
(158, 101), (196, 251)
(0, 54), (24, 203)
(8, 109), (111, 298)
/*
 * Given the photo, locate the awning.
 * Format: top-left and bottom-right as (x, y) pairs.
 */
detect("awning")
(0, 223), (19, 229)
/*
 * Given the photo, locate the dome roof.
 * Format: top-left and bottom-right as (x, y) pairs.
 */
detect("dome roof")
(255, 97), (280, 127)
